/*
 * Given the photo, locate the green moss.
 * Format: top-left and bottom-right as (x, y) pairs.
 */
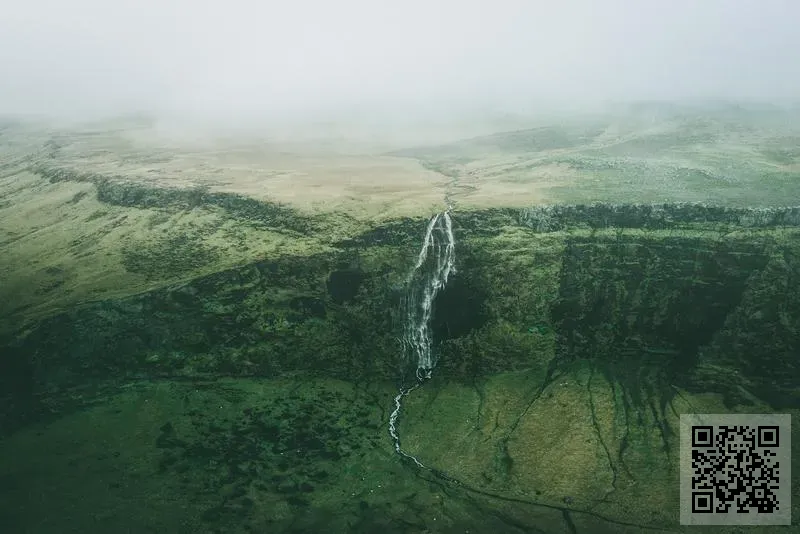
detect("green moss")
(122, 232), (222, 280)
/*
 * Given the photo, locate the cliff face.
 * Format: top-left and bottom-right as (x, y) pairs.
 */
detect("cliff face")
(551, 233), (799, 412)
(1, 205), (799, 436)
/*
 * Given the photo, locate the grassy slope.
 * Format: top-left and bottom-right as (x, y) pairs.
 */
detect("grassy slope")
(1, 375), (796, 533)
(0, 170), (335, 336)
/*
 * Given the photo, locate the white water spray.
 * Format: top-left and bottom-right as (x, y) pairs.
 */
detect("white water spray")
(389, 210), (456, 467)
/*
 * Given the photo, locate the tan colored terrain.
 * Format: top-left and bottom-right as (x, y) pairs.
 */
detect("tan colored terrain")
(0, 120), (544, 333)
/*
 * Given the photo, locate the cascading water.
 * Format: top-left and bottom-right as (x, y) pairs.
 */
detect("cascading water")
(388, 210), (456, 468)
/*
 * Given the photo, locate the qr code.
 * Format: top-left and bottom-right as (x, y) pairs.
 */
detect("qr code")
(680, 414), (791, 526)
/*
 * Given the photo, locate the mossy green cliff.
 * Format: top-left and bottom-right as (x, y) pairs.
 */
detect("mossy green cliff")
(1, 203), (798, 533)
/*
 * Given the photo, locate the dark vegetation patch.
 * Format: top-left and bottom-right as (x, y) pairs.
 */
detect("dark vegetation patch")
(519, 203), (800, 233)
(449, 209), (519, 237)
(431, 268), (490, 340)
(84, 210), (108, 222)
(67, 190), (88, 204)
(289, 296), (326, 320)
(337, 204), (800, 254)
(33, 165), (316, 235)
(122, 232), (222, 280)
(336, 210), (519, 249)
(0, 348), (35, 437)
(34, 278), (65, 295)
(334, 217), (422, 247)
(6, 250), (404, 415)
(154, 383), (383, 530)
(326, 268), (365, 304)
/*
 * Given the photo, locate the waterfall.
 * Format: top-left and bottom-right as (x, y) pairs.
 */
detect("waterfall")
(389, 210), (456, 467)
(403, 211), (456, 379)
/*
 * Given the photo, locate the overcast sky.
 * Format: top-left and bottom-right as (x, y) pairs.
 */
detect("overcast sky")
(1, 0), (799, 121)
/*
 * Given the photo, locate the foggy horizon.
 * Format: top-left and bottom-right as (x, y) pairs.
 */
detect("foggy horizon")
(2, 0), (800, 124)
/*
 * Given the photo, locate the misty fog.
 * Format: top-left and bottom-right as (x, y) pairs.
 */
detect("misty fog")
(1, 0), (799, 127)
